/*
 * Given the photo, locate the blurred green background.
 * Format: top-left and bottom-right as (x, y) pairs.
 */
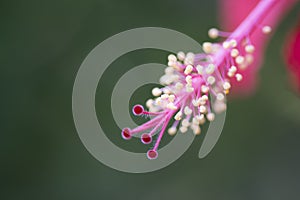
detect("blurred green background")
(1, 0), (300, 199)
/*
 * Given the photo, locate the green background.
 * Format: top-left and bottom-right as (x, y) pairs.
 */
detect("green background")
(1, 0), (300, 199)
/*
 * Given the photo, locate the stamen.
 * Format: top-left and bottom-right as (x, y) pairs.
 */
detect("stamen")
(262, 25), (272, 34)
(177, 51), (185, 61)
(208, 28), (219, 39)
(120, 0), (276, 160)
(245, 44), (255, 53)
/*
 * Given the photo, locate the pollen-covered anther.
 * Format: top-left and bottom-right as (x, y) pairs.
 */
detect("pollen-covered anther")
(192, 125), (201, 135)
(208, 28), (219, 39)
(201, 85), (209, 93)
(184, 65), (194, 75)
(216, 93), (225, 101)
(207, 113), (215, 121)
(199, 95), (208, 106)
(186, 52), (195, 59)
(179, 126), (188, 133)
(214, 101), (227, 113)
(168, 127), (177, 136)
(238, 63), (248, 70)
(230, 49), (239, 57)
(199, 97), (207, 106)
(167, 61), (175, 67)
(152, 87), (162, 96)
(155, 97), (162, 106)
(146, 99), (154, 108)
(196, 114), (206, 124)
(192, 99), (201, 107)
(168, 94), (175, 102)
(245, 44), (255, 53)
(202, 95), (208, 101)
(192, 117), (200, 125)
(149, 104), (159, 113)
(172, 74), (180, 82)
(211, 44), (221, 53)
(181, 119), (190, 127)
(171, 74), (180, 82)
(206, 63), (216, 74)
(186, 85), (194, 93)
(200, 105), (207, 114)
(227, 71), (234, 77)
(223, 82), (231, 90)
(164, 67), (174, 75)
(160, 74), (173, 85)
(174, 111), (182, 121)
(177, 51), (185, 61)
(185, 75), (192, 84)
(196, 65), (204, 75)
(235, 73), (243, 82)
(184, 106), (193, 115)
(245, 54), (254, 64)
(262, 25), (272, 34)
(168, 54), (177, 62)
(203, 42), (213, 53)
(175, 82), (183, 90)
(229, 39), (237, 47)
(184, 52), (195, 65)
(229, 66), (237, 73)
(170, 60), (181, 70)
(162, 87), (172, 94)
(161, 94), (169, 100)
(207, 76), (216, 85)
(222, 41), (230, 49)
(228, 66), (237, 77)
(167, 102), (177, 110)
(235, 55), (245, 65)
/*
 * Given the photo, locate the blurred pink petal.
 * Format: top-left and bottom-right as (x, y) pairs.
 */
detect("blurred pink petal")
(219, 0), (297, 96)
(284, 19), (300, 92)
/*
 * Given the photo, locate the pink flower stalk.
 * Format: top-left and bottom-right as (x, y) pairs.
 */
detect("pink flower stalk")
(121, 0), (295, 160)
(219, 0), (297, 95)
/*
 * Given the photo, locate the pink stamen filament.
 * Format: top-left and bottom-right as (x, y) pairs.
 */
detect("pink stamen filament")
(152, 112), (174, 151)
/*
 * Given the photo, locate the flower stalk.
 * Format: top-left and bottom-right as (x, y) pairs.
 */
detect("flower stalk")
(214, 0), (277, 67)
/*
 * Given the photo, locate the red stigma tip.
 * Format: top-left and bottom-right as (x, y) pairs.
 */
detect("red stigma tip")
(121, 128), (132, 140)
(141, 133), (152, 144)
(147, 150), (158, 160)
(132, 104), (144, 116)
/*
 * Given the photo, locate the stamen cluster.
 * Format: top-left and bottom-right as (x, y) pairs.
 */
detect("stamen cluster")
(121, 26), (271, 160)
